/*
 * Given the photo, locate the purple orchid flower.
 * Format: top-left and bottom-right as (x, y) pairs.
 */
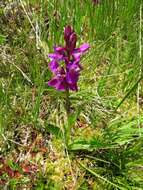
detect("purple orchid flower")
(48, 25), (89, 91)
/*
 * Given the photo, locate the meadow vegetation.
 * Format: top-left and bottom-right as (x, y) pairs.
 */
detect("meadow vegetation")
(0, 0), (143, 189)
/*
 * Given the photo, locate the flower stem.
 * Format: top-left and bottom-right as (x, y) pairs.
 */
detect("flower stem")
(65, 89), (71, 146)
(65, 89), (70, 115)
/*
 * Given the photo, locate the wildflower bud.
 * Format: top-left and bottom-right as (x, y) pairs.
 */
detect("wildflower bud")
(69, 33), (77, 52)
(64, 25), (73, 42)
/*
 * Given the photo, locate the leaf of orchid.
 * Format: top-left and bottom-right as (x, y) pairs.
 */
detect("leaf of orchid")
(45, 123), (63, 139)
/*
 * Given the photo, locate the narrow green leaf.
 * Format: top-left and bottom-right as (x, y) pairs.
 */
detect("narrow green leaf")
(0, 34), (6, 44)
(78, 161), (126, 190)
(45, 124), (63, 139)
(115, 75), (143, 110)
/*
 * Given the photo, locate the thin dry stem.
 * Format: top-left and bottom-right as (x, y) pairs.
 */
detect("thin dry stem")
(137, 3), (142, 136)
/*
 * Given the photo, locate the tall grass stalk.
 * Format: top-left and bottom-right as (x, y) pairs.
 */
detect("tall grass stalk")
(137, 3), (142, 136)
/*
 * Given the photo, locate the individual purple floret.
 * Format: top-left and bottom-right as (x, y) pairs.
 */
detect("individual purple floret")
(48, 25), (89, 91)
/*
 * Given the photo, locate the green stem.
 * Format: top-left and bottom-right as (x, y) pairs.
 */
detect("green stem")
(65, 89), (71, 116)
(65, 89), (71, 146)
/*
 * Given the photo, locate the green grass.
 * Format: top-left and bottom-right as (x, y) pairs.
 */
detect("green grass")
(0, 0), (143, 189)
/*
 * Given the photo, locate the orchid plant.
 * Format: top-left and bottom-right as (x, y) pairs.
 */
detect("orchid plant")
(48, 26), (89, 145)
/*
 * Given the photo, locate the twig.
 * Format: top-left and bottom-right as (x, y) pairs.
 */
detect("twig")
(12, 62), (33, 85)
